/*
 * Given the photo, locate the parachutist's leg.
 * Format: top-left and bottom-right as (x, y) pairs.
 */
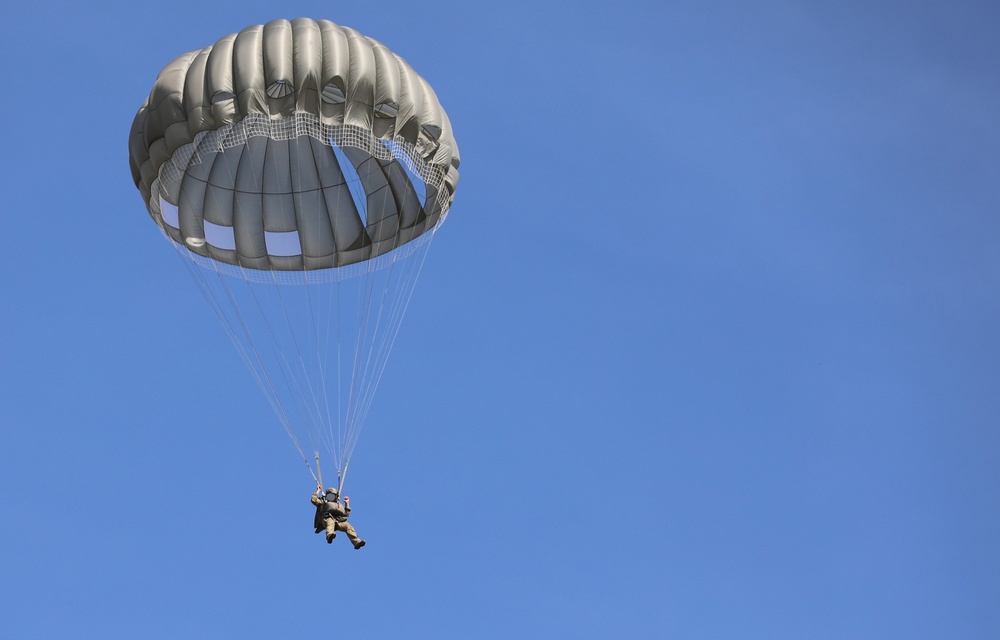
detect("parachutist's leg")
(325, 517), (337, 543)
(336, 521), (365, 549)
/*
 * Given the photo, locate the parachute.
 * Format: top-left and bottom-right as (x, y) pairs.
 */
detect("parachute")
(128, 18), (460, 491)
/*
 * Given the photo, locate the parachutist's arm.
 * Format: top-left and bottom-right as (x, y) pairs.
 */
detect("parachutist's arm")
(342, 497), (351, 517)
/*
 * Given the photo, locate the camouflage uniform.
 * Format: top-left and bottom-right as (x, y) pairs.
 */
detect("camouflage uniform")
(312, 489), (365, 549)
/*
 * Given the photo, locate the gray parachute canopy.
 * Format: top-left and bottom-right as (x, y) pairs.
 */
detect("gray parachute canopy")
(128, 18), (460, 271)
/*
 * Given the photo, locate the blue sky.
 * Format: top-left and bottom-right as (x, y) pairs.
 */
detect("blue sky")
(2, 0), (999, 637)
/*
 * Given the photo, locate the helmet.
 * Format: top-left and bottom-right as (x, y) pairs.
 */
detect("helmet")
(325, 488), (339, 496)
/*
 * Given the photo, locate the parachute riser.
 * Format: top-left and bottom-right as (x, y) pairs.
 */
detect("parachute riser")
(314, 451), (324, 490)
(337, 462), (350, 496)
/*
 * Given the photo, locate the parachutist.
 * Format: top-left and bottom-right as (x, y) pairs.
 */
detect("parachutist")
(312, 485), (366, 549)
(131, 20), (460, 521)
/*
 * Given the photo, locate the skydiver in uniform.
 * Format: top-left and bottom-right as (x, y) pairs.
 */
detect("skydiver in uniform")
(312, 485), (366, 549)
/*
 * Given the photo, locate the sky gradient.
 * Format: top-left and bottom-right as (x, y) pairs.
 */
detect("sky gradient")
(2, 1), (998, 637)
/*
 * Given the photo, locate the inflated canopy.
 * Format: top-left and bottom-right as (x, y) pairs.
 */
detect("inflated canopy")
(128, 18), (460, 271)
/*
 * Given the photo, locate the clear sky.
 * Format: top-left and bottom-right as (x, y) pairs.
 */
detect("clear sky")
(2, 1), (998, 637)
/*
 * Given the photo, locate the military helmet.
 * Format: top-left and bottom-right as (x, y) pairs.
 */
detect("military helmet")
(325, 487), (339, 496)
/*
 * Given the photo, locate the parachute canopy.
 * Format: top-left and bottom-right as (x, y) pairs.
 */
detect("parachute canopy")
(128, 19), (461, 490)
(129, 17), (460, 271)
